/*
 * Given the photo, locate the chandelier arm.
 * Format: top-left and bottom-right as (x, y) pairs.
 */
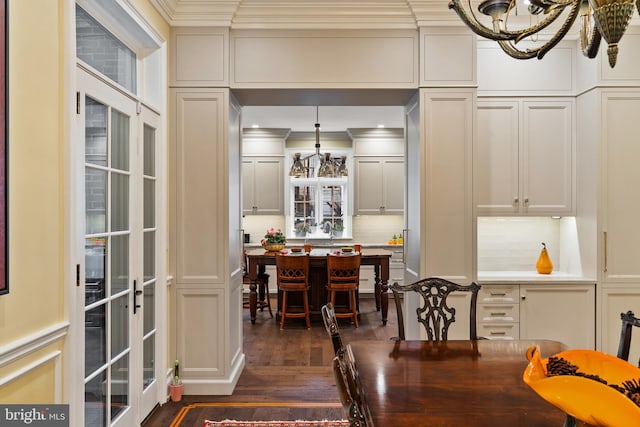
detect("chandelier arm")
(580, 9), (602, 58)
(495, 0), (580, 60)
(512, 3), (575, 44)
(449, 0), (572, 41)
(449, 0), (517, 41)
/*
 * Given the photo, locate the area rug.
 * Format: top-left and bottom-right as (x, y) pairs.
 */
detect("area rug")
(203, 421), (349, 427)
(170, 402), (346, 427)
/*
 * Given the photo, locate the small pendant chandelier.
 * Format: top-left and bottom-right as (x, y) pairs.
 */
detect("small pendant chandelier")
(289, 106), (348, 178)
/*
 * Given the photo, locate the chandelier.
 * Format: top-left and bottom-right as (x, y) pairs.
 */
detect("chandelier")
(448, 0), (639, 67)
(289, 107), (348, 178)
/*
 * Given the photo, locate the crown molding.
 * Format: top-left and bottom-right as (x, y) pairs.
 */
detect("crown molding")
(151, 0), (422, 28)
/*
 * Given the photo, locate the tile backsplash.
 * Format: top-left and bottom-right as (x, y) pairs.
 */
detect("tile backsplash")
(477, 217), (581, 274)
(242, 215), (403, 245)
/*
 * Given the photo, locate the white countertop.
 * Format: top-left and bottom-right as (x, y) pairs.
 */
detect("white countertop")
(477, 271), (595, 284)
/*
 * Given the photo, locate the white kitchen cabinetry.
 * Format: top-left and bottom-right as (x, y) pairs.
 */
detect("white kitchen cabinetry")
(477, 283), (595, 349)
(354, 157), (404, 215)
(595, 91), (640, 356)
(242, 157), (284, 215)
(475, 99), (574, 216)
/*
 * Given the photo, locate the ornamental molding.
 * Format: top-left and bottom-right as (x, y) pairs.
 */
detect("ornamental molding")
(150, 0), (462, 28)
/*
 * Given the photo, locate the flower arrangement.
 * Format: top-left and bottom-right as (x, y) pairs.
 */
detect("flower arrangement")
(263, 228), (286, 245)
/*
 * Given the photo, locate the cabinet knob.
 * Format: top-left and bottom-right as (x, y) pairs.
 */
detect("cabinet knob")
(521, 295), (526, 300)
(524, 198), (529, 205)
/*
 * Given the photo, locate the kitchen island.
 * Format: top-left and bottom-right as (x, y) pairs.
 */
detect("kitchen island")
(245, 247), (392, 325)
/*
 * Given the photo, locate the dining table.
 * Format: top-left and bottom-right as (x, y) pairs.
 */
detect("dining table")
(347, 339), (569, 426)
(245, 247), (392, 325)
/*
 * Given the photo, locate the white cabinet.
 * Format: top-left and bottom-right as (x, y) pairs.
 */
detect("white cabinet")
(477, 283), (596, 349)
(475, 99), (574, 216)
(596, 91), (640, 355)
(354, 157), (404, 215)
(242, 157), (284, 215)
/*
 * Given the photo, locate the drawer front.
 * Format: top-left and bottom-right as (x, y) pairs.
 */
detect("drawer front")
(479, 285), (519, 304)
(478, 323), (519, 340)
(477, 303), (519, 322)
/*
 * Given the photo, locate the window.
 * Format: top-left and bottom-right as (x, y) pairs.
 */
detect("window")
(76, 5), (137, 93)
(288, 152), (350, 239)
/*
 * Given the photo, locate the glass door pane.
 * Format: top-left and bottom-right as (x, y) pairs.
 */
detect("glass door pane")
(84, 93), (133, 427)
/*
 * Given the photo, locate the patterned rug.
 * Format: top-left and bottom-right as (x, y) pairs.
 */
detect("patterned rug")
(203, 421), (349, 427)
(169, 402), (347, 427)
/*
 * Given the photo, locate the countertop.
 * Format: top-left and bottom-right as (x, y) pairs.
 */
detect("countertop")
(477, 271), (596, 284)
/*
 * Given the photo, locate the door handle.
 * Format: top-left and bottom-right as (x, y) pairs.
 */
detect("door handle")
(134, 280), (142, 314)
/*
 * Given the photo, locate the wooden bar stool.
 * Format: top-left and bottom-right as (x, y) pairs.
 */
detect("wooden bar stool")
(275, 253), (311, 330)
(242, 248), (272, 319)
(327, 253), (361, 328)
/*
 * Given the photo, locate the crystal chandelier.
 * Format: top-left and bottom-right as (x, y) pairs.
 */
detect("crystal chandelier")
(448, 0), (639, 67)
(289, 107), (348, 178)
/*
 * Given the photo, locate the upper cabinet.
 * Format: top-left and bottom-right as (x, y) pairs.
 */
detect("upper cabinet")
(354, 157), (404, 215)
(242, 157), (284, 215)
(475, 99), (575, 216)
(242, 129), (288, 216)
(351, 128), (405, 216)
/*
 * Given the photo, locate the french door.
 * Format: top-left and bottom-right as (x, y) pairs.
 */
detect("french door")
(77, 66), (160, 426)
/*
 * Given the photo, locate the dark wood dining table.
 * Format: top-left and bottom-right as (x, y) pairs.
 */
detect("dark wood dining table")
(347, 339), (569, 426)
(245, 247), (392, 325)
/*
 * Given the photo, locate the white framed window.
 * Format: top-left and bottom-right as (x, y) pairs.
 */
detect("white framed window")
(287, 151), (351, 239)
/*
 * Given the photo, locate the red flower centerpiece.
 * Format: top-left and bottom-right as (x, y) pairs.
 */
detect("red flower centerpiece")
(262, 227), (286, 252)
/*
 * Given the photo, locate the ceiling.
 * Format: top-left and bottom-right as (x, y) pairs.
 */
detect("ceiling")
(241, 105), (406, 132)
(237, 89), (413, 131)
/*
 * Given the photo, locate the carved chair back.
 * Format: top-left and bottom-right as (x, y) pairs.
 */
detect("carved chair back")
(275, 254), (310, 291)
(390, 277), (481, 341)
(617, 310), (640, 366)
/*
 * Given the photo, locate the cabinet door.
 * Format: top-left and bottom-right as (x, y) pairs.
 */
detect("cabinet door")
(475, 101), (519, 214)
(521, 100), (574, 215)
(602, 287), (640, 362)
(519, 285), (595, 349)
(241, 159), (255, 216)
(602, 93), (640, 284)
(382, 159), (405, 214)
(354, 158), (383, 214)
(242, 158), (284, 215)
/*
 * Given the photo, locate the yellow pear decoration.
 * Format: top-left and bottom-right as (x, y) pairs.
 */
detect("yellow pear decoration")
(536, 242), (553, 274)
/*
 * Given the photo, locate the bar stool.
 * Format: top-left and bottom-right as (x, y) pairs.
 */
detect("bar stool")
(242, 248), (273, 319)
(326, 253), (361, 328)
(275, 253), (311, 330)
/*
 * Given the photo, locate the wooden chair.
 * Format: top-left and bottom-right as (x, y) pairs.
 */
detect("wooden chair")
(617, 310), (640, 366)
(332, 354), (369, 427)
(390, 277), (481, 341)
(275, 253), (311, 330)
(322, 302), (344, 356)
(326, 253), (361, 328)
(242, 249), (272, 318)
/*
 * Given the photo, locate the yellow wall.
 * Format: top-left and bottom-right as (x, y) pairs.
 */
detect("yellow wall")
(0, 0), (170, 406)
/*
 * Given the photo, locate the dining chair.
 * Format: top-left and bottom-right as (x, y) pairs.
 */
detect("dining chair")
(332, 354), (370, 427)
(322, 302), (344, 356)
(326, 253), (362, 328)
(242, 248), (273, 318)
(390, 277), (481, 341)
(617, 310), (640, 366)
(275, 253), (311, 329)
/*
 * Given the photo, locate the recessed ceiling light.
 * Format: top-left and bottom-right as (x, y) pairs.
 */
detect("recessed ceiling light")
(377, 124), (385, 128)
(251, 124), (260, 128)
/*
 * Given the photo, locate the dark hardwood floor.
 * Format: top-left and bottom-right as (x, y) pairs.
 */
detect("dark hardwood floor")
(141, 296), (398, 427)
